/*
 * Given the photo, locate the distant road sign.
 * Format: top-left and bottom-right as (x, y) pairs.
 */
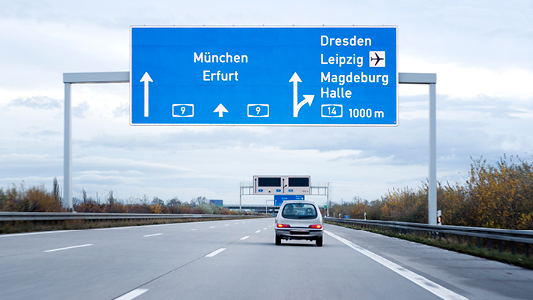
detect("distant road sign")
(274, 195), (305, 206)
(131, 26), (397, 126)
(210, 200), (223, 207)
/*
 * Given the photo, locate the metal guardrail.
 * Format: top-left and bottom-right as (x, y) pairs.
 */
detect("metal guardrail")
(325, 217), (533, 257)
(0, 212), (257, 222)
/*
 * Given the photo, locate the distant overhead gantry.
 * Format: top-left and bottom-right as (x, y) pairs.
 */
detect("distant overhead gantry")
(239, 175), (331, 215)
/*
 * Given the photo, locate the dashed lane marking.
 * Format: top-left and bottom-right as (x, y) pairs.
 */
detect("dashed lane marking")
(44, 244), (93, 253)
(114, 288), (149, 300)
(143, 233), (163, 238)
(205, 248), (226, 258)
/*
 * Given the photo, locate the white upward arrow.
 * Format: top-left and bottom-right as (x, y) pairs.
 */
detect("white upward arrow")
(213, 103), (228, 117)
(289, 72), (314, 117)
(140, 72), (153, 117)
(290, 72), (301, 117)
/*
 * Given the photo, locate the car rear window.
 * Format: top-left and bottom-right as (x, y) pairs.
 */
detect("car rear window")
(281, 203), (317, 219)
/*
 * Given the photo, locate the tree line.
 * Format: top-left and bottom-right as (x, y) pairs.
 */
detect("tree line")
(74, 193), (235, 214)
(0, 180), (237, 215)
(328, 155), (533, 230)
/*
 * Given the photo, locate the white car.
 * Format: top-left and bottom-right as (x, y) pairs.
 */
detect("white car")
(275, 200), (323, 246)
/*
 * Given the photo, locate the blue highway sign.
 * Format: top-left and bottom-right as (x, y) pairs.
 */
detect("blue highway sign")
(130, 26), (398, 126)
(274, 195), (305, 206)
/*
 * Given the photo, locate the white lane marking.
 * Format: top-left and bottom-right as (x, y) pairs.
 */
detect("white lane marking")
(255, 230), (261, 233)
(114, 288), (149, 300)
(143, 233), (163, 238)
(189, 229), (197, 231)
(95, 227), (133, 231)
(263, 228), (267, 230)
(240, 236), (250, 240)
(325, 231), (468, 300)
(225, 224), (229, 226)
(205, 248), (226, 258)
(44, 244), (93, 253)
(1, 230), (80, 237)
(209, 226), (216, 229)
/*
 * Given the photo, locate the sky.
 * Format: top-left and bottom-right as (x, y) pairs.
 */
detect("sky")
(1, 0), (532, 207)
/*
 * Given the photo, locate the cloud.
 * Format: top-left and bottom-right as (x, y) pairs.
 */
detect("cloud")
(438, 94), (532, 120)
(113, 102), (128, 117)
(20, 126), (61, 138)
(7, 96), (61, 110)
(73, 101), (89, 118)
(0, 153), (63, 181)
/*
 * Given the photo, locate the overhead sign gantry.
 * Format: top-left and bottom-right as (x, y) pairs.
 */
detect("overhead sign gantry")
(130, 26), (398, 126)
(65, 25), (437, 225)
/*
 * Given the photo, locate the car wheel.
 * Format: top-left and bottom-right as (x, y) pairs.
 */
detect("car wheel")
(316, 236), (323, 247)
(275, 235), (281, 245)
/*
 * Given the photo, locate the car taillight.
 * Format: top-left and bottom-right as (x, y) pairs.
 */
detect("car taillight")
(277, 224), (290, 228)
(309, 224), (322, 229)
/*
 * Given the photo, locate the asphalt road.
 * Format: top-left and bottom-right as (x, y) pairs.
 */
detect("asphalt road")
(1, 218), (532, 300)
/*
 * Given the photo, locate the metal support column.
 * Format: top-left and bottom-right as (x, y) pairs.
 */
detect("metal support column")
(428, 83), (437, 225)
(398, 73), (437, 225)
(63, 72), (129, 211)
(64, 83), (72, 210)
(326, 182), (330, 217)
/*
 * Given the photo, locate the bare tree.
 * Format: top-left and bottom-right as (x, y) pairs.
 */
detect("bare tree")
(168, 197), (181, 206)
(52, 177), (60, 204)
(151, 197), (164, 206)
(108, 190), (115, 206)
(141, 194), (149, 205)
(190, 196), (208, 207)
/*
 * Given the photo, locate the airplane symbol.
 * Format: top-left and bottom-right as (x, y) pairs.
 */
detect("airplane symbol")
(369, 51), (385, 67)
(371, 53), (383, 66)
